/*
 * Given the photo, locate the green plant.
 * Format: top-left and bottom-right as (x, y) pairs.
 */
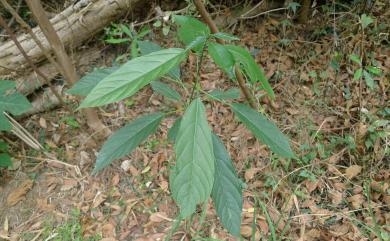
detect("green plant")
(71, 15), (295, 237)
(0, 80), (32, 168)
(104, 23), (151, 59)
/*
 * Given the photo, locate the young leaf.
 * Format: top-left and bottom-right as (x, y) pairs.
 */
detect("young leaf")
(231, 103), (294, 158)
(349, 54), (361, 65)
(209, 88), (241, 101)
(174, 15), (210, 52)
(80, 48), (186, 108)
(0, 153), (12, 168)
(93, 112), (163, 174)
(150, 81), (181, 101)
(208, 42), (235, 78)
(353, 68), (363, 81)
(211, 134), (243, 237)
(212, 32), (240, 41)
(225, 45), (275, 99)
(170, 98), (215, 217)
(0, 112), (11, 131)
(366, 66), (382, 76)
(105, 38), (130, 44)
(363, 70), (375, 90)
(138, 41), (181, 80)
(67, 66), (119, 96)
(167, 117), (182, 142)
(361, 14), (373, 29)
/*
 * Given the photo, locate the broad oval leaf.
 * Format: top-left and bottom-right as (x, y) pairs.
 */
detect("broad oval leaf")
(211, 133), (243, 237)
(174, 15), (210, 52)
(0, 153), (12, 168)
(231, 103), (294, 158)
(208, 42), (235, 78)
(93, 112), (163, 174)
(170, 98), (215, 217)
(0, 80), (16, 95)
(225, 45), (275, 99)
(138, 41), (181, 80)
(0, 93), (31, 115)
(80, 48), (186, 108)
(167, 117), (182, 142)
(67, 66), (119, 96)
(151, 81), (181, 101)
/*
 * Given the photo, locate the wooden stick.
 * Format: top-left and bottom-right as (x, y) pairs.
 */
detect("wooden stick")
(193, 0), (257, 108)
(0, 14), (66, 107)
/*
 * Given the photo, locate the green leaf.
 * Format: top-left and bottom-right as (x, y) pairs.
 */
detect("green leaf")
(170, 98), (215, 217)
(0, 80), (16, 95)
(185, 35), (208, 52)
(174, 15), (210, 52)
(0, 112), (12, 131)
(231, 103), (294, 158)
(105, 38), (131, 44)
(168, 117), (182, 142)
(363, 70), (375, 90)
(150, 81), (181, 101)
(0, 153), (12, 168)
(138, 41), (181, 80)
(361, 14), (374, 29)
(211, 134), (242, 237)
(353, 68), (363, 81)
(209, 88), (240, 101)
(349, 54), (361, 65)
(93, 112), (163, 174)
(288, 2), (301, 13)
(208, 42), (235, 78)
(0, 92), (32, 115)
(80, 48), (186, 108)
(0, 141), (8, 152)
(212, 32), (240, 41)
(225, 45), (275, 99)
(67, 67), (119, 96)
(366, 66), (382, 76)
(138, 40), (162, 55)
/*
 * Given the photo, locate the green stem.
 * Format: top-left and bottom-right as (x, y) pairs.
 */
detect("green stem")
(189, 39), (208, 102)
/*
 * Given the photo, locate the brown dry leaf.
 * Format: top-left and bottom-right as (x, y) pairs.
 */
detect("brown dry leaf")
(100, 238), (117, 241)
(36, 198), (55, 211)
(149, 212), (168, 223)
(345, 165), (362, 179)
(112, 174), (120, 186)
(102, 223), (116, 238)
(347, 194), (364, 209)
(330, 191), (343, 205)
(92, 192), (107, 208)
(61, 179), (78, 191)
(39, 117), (47, 128)
(245, 168), (261, 181)
(6, 179), (33, 206)
(240, 225), (252, 238)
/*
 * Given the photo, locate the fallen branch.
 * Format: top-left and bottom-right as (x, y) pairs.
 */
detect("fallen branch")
(0, 0), (143, 77)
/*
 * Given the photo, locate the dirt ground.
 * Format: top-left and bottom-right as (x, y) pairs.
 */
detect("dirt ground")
(0, 2), (389, 241)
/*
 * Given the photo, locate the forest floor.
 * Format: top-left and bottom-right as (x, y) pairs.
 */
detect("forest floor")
(0, 2), (389, 241)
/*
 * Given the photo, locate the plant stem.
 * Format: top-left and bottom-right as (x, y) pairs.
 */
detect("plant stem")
(189, 40), (208, 102)
(193, 0), (257, 109)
